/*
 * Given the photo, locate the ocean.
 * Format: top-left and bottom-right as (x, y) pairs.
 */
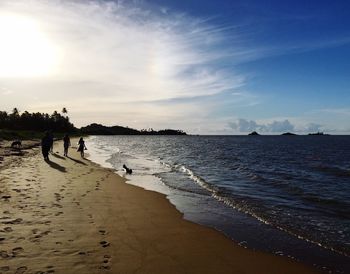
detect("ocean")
(86, 135), (350, 273)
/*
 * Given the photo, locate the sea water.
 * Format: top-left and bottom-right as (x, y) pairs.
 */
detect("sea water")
(86, 135), (350, 273)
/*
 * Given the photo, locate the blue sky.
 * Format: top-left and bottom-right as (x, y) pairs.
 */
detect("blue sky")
(0, 0), (349, 134)
(147, 0), (350, 133)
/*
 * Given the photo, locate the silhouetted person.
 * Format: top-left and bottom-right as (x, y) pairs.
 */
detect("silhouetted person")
(63, 134), (71, 157)
(41, 131), (51, 160)
(49, 131), (54, 153)
(77, 137), (87, 157)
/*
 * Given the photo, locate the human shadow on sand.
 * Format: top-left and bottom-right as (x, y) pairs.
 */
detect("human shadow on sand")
(45, 159), (67, 172)
(52, 153), (66, 160)
(67, 156), (87, 166)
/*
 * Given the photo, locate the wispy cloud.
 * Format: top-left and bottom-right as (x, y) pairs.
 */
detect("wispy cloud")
(0, 0), (255, 128)
(0, 0), (347, 133)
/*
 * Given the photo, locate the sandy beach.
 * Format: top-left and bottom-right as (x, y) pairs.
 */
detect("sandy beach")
(0, 140), (319, 274)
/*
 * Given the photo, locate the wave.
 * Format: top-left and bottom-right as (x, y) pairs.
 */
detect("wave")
(160, 161), (350, 257)
(87, 136), (350, 261)
(176, 164), (216, 193)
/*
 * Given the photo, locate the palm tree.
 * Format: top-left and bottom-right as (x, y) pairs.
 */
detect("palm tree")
(12, 107), (19, 116)
(62, 107), (68, 116)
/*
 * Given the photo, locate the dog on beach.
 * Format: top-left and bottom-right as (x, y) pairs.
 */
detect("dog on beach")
(11, 140), (22, 149)
(123, 164), (132, 174)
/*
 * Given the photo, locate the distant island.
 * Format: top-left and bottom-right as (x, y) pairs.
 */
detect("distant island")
(80, 123), (187, 135)
(281, 132), (297, 136)
(248, 131), (260, 136)
(308, 132), (329, 136)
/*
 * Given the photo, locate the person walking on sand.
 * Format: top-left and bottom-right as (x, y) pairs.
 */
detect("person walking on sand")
(49, 131), (54, 153)
(41, 131), (52, 161)
(77, 137), (87, 158)
(63, 134), (71, 157)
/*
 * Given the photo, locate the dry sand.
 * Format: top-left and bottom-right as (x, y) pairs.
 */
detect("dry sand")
(0, 140), (320, 274)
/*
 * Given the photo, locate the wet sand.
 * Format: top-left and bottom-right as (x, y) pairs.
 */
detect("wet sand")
(0, 140), (320, 273)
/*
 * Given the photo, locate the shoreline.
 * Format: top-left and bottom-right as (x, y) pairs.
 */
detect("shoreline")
(86, 135), (350, 274)
(0, 140), (319, 273)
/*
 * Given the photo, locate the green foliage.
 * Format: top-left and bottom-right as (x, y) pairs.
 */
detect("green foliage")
(0, 109), (76, 133)
(81, 123), (187, 135)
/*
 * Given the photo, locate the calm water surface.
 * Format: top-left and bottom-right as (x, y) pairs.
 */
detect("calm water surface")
(86, 135), (350, 273)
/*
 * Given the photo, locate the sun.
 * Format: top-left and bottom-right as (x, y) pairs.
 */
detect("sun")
(0, 13), (59, 78)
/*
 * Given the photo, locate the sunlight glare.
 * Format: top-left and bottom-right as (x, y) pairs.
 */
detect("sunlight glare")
(0, 14), (58, 77)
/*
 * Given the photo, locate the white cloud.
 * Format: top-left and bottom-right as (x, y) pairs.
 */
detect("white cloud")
(227, 118), (335, 134)
(1, 1), (347, 134)
(0, 0), (246, 101)
(0, 0), (253, 128)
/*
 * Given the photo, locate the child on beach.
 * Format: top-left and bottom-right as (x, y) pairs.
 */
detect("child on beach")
(63, 134), (71, 156)
(77, 137), (87, 157)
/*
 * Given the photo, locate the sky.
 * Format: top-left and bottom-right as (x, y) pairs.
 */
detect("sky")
(0, 0), (349, 134)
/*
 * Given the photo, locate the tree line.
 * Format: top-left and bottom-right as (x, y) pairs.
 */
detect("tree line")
(0, 109), (187, 136)
(0, 108), (75, 132)
(80, 123), (187, 135)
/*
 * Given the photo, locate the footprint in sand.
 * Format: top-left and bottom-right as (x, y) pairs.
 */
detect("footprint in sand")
(99, 230), (106, 235)
(0, 266), (10, 272)
(1, 195), (11, 201)
(12, 247), (24, 256)
(100, 241), (110, 248)
(1, 227), (13, 233)
(0, 250), (10, 258)
(52, 203), (62, 209)
(100, 255), (111, 270)
(2, 218), (23, 225)
(46, 265), (55, 272)
(15, 266), (28, 274)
